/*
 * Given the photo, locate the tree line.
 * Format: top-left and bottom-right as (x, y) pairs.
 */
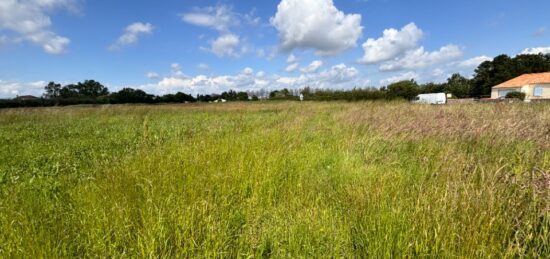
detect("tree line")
(1, 53), (549, 108)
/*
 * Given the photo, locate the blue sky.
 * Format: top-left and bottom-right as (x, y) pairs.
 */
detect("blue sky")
(1, 0), (549, 97)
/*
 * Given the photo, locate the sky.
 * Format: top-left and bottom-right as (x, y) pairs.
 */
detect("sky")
(1, 0), (549, 98)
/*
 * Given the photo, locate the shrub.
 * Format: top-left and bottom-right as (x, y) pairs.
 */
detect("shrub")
(387, 80), (420, 100)
(505, 91), (526, 100)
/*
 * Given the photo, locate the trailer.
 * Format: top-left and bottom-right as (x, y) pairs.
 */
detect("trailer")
(413, 93), (447, 105)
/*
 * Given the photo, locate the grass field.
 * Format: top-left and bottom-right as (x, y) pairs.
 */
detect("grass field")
(0, 102), (548, 257)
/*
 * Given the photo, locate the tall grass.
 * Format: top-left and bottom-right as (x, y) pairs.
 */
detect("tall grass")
(0, 102), (548, 257)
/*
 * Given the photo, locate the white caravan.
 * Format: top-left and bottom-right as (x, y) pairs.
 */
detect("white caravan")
(413, 93), (447, 105)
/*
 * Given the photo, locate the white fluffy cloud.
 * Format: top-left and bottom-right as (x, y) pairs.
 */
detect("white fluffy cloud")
(169, 63), (186, 78)
(142, 70), (268, 95)
(181, 5), (239, 32)
(181, 4), (266, 58)
(379, 45), (463, 72)
(457, 55), (492, 67)
(300, 60), (323, 73)
(360, 23), (463, 72)
(242, 67), (254, 75)
(271, 0), (363, 56)
(137, 63), (362, 95)
(285, 63), (299, 72)
(109, 22), (154, 51)
(276, 63), (360, 87)
(0, 0), (77, 54)
(207, 33), (241, 58)
(181, 5), (260, 58)
(379, 72), (419, 85)
(360, 23), (423, 64)
(0, 80), (47, 98)
(521, 47), (550, 55)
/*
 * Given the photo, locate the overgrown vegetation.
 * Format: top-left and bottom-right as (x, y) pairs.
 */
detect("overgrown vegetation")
(0, 102), (548, 257)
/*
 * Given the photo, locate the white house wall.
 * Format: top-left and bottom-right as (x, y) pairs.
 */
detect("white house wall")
(491, 84), (550, 100)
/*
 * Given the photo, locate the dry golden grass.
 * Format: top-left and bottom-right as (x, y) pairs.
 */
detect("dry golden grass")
(340, 102), (550, 146)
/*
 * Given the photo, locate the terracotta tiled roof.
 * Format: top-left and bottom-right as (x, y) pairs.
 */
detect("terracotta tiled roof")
(493, 72), (550, 89)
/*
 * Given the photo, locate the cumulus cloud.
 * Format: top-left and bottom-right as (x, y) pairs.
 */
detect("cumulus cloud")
(0, 80), (47, 98)
(300, 60), (323, 73)
(285, 63), (299, 72)
(380, 72), (419, 85)
(271, 0), (363, 56)
(276, 63), (360, 87)
(109, 22), (154, 51)
(141, 70), (268, 95)
(137, 63), (363, 95)
(206, 33), (241, 58)
(0, 0), (77, 54)
(456, 55), (492, 67)
(242, 67), (254, 75)
(360, 23), (463, 72)
(360, 23), (423, 64)
(181, 5), (239, 32)
(379, 45), (463, 72)
(521, 47), (550, 55)
(181, 4), (261, 58)
(432, 68), (445, 77)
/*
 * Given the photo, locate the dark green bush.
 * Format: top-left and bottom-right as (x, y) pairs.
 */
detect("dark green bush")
(505, 91), (526, 100)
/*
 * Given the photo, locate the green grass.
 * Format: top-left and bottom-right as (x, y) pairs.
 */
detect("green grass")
(0, 102), (548, 257)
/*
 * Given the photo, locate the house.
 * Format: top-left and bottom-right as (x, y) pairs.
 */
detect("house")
(491, 72), (550, 100)
(15, 95), (39, 101)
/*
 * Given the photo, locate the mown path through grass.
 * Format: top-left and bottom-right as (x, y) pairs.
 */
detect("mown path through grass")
(0, 102), (548, 257)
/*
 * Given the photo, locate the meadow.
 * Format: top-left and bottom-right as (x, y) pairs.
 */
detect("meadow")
(0, 101), (548, 257)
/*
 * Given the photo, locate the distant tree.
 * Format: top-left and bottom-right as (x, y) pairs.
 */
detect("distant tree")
(43, 81), (62, 99)
(76, 80), (109, 98)
(471, 55), (515, 97)
(514, 53), (550, 74)
(420, 82), (445, 94)
(236, 91), (249, 101)
(197, 94), (214, 102)
(221, 90), (238, 101)
(301, 87), (312, 96)
(387, 80), (420, 100)
(174, 92), (196, 102)
(159, 92), (195, 103)
(445, 74), (472, 98)
(110, 88), (154, 103)
(58, 80), (109, 99)
(59, 84), (79, 99)
(269, 88), (292, 99)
